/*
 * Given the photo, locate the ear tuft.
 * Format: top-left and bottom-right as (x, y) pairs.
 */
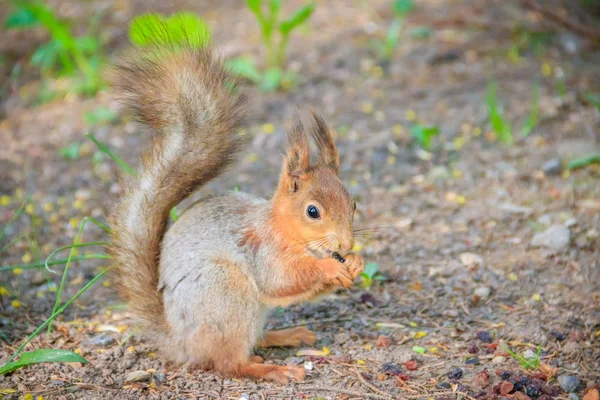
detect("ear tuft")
(281, 114), (310, 192)
(309, 111), (340, 173)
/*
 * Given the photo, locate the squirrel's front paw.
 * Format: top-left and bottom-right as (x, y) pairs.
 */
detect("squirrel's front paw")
(321, 259), (355, 289)
(343, 253), (365, 281)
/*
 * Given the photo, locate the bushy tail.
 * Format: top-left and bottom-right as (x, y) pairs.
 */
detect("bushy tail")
(108, 44), (246, 331)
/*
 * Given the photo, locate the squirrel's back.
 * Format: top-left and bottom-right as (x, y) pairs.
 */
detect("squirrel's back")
(108, 44), (246, 336)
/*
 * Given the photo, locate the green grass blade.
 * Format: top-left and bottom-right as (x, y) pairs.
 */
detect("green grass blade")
(0, 349), (87, 375)
(0, 255), (110, 273)
(568, 154), (600, 170)
(86, 133), (136, 176)
(47, 217), (107, 334)
(8, 267), (111, 362)
(521, 83), (540, 138)
(0, 196), (28, 242)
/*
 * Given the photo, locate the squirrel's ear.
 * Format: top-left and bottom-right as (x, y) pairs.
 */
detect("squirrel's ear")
(282, 117), (310, 192)
(310, 112), (339, 173)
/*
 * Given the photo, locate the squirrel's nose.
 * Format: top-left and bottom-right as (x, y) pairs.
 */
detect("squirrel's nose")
(339, 235), (354, 253)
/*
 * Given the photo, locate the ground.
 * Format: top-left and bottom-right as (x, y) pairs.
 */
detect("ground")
(0, 0), (599, 399)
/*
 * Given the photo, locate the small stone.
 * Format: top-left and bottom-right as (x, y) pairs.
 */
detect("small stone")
(537, 214), (552, 225)
(125, 370), (151, 383)
(542, 158), (562, 175)
(492, 356), (506, 364)
(437, 382), (452, 389)
(473, 370), (491, 388)
(523, 349), (537, 360)
(474, 287), (491, 299)
(381, 363), (402, 376)
(558, 375), (580, 393)
(83, 334), (115, 347)
(571, 395), (581, 400)
(303, 361), (313, 371)
(460, 252), (483, 266)
(465, 357), (480, 365)
(531, 225), (570, 250)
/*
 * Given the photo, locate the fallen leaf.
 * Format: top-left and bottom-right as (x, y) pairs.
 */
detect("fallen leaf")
(125, 370), (151, 383)
(473, 370), (490, 388)
(584, 389), (600, 400)
(412, 346), (426, 354)
(405, 360), (418, 370)
(296, 349), (329, 357)
(499, 380), (514, 395)
(376, 335), (392, 348)
(414, 331), (427, 339)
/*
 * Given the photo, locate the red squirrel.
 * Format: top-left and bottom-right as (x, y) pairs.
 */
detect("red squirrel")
(108, 42), (364, 384)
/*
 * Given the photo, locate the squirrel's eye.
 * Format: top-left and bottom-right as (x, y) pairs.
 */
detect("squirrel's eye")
(306, 205), (320, 219)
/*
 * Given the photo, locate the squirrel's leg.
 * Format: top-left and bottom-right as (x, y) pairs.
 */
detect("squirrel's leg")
(235, 362), (305, 384)
(257, 327), (317, 348)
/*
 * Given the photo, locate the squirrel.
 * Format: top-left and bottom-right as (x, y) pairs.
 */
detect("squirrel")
(108, 42), (364, 384)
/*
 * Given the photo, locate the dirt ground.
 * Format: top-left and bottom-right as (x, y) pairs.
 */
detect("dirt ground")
(1, 0), (599, 399)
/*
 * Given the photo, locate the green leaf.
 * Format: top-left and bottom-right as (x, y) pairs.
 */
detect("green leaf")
(260, 67), (282, 92)
(0, 349), (87, 375)
(31, 41), (59, 72)
(74, 36), (99, 53)
(568, 154), (600, 170)
(393, 0), (416, 17)
(247, 0), (262, 16)
(269, 0), (283, 15)
(84, 106), (117, 126)
(410, 124), (440, 150)
(4, 8), (39, 29)
(279, 2), (316, 35)
(521, 83), (539, 138)
(412, 346), (426, 354)
(486, 81), (513, 144)
(363, 262), (379, 279)
(226, 57), (262, 83)
(585, 92), (600, 112)
(59, 142), (81, 160)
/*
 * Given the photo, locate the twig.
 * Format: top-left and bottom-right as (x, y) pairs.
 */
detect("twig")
(520, 0), (600, 43)
(354, 365), (393, 398)
(299, 384), (393, 400)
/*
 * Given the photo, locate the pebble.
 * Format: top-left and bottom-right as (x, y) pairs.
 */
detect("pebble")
(570, 394), (581, 400)
(465, 357), (480, 365)
(492, 356), (506, 364)
(558, 375), (580, 392)
(531, 225), (570, 250)
(523, 349), (537, 360)
(542, 158), (562, 175)
(447, 368), (463, 380)
(459, 252), (483, 266)
(83, 334), (115, 347)
(537, 214), (552, 225)
(125, 370), (151, 383)
(474, 287), (491, 299)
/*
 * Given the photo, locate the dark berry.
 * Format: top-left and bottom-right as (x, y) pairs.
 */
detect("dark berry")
(476, 331), (493, 343)
(550, 329), (566, 341)
(500, 371), (512, 380)
(448, 368), (463, 380)
(526, 385), (540, 399)
(382, 362), (401, 376)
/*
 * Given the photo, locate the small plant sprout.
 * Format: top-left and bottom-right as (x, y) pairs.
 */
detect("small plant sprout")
(410, 123), (440, 150)
(359, 262), (385, 289)
(485, 80), (541, 144)
(503, 344), (542, 370)
(4, 0), (106, 96)
(372, 0), (416, 62)
(228, 0), (316, 91)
